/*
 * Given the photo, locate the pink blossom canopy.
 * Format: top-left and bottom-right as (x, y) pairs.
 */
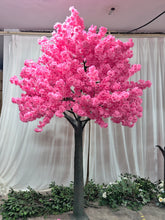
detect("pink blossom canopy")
(10, 7), (151, 132)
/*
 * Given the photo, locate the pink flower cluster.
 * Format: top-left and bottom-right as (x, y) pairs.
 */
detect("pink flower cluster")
(10, 7), (151, 131)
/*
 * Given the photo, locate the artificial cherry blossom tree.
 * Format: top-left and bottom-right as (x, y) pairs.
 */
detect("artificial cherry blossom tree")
(10, 7), (151, 219)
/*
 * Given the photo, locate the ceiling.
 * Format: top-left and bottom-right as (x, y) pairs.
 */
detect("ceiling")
(0, 0), (165, 69)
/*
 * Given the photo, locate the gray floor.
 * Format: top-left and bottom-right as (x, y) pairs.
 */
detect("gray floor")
(24, 204), (165, 220)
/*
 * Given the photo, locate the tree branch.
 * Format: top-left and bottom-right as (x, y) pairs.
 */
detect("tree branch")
(82, 117), (90, 130)
(83, 60), (89, 72)
(64, 112), (77, 129)
(62, 97), (75, 102)
(67, 109), (78, 120)
(155, 145), (165, 157)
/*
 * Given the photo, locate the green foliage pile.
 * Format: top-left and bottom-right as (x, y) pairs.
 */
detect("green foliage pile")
(99, 173), (158, 210)
(0, 173), (163, 219)
(0, 184), (73, 220)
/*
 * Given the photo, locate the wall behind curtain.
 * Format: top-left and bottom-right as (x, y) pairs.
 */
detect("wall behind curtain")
(0, 35), (164, 195)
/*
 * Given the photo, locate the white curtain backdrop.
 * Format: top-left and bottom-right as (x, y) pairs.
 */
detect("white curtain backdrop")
(0, 35), (164, 195)
(89, 37), (165, 184)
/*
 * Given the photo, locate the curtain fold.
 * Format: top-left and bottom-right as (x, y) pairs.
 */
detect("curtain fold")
(0, 35), (164, 195)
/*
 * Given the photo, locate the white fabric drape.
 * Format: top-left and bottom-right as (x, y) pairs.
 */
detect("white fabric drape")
(89, 37), (165, 184)
(0, 35), (89, 195)
(0, 35), (164, 195)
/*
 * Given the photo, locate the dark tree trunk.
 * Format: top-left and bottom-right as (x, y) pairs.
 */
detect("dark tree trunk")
(155, 145), (165, 192)
(73, 120), (86, 219)
(64, 113), (89, 219)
